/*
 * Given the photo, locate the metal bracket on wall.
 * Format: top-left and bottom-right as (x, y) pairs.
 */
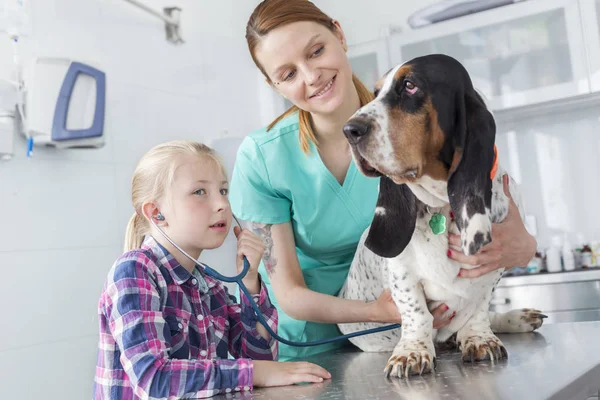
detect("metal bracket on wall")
(124, 0), (184, 45)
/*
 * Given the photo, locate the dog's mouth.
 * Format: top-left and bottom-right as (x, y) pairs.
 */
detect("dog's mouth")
(352, 146), (421, 183)
(356, 154), (382, 178)
(389, 168), (420, 184)
(357, 154), (421, 183)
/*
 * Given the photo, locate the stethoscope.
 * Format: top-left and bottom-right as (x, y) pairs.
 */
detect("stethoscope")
(150, 214), (402, 347)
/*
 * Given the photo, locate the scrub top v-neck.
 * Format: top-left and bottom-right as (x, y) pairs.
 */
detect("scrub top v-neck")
(229, 113), (379, 360)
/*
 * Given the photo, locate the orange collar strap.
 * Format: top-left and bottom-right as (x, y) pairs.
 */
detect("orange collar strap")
(490, 145), (499, 180)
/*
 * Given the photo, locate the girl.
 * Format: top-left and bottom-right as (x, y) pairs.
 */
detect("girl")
(229, 0), (537, 361)
(93, 140), (330, 400)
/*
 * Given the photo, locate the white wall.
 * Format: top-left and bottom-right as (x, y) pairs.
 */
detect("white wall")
(317, 0), (440, 45)
(0, 0), (273, 398)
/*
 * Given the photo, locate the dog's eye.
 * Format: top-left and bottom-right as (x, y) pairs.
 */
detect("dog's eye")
(405, 80), (418, 95)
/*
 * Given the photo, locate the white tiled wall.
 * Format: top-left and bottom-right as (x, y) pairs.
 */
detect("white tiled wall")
(0, 336), (101, 399)
(0, 0), (269, 398)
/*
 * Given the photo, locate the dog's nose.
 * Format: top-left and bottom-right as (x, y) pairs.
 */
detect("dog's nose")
(343, 118), (371, 143)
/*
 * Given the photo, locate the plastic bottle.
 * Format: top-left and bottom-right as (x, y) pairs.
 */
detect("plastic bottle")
(562, 233), (576, 271)
(581, 245), (593, 268)
(592, 241), (600, 267)
(546, 235), (563, 273)
(526, 251), (543, 274)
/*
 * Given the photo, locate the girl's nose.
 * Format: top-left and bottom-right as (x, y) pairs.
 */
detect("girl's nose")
(215, 196), (230, 212)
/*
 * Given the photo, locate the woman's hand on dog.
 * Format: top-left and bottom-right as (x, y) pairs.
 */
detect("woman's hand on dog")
(448, 174), (537, 279)
(431, 303), (456, 329)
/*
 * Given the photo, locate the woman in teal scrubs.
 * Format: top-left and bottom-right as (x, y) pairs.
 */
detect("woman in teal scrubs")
(230, 0), (537, 361)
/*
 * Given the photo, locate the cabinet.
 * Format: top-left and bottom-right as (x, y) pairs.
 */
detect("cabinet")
(490, 269), (600, 324)
(579, 0), (600, 93)
(272, 0), (600, 114)
(386, 0), (589, 110)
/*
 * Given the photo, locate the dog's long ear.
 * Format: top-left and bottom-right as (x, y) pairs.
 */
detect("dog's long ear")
(365, 176), (417, 258)
(447, 89), (496, 256)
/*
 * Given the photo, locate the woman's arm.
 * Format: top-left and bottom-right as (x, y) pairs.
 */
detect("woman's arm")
(247, 221), (400, 324)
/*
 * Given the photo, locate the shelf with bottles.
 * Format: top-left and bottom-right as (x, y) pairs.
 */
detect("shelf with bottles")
(505, 235), (600, 277)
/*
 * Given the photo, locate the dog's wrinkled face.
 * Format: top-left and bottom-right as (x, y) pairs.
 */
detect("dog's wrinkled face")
(345, 54), (497, 258)
(343, 62), (447, 184)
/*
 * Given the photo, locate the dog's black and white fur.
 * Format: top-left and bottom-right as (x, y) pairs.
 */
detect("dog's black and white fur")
(337, 54), (545, 378)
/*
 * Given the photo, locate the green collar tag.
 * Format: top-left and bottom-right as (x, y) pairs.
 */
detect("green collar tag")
(429, 212), (447, 235)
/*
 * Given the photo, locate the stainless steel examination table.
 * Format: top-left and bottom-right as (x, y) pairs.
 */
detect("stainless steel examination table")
(216, 321), (600, 400)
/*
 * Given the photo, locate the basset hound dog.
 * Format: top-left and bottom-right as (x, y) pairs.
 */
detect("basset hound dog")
(337, 54), (546, 378)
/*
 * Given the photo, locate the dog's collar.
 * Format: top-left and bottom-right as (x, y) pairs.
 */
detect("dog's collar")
(490, 145), (498, 180)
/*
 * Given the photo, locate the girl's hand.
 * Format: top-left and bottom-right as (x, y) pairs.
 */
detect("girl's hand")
(234, 226), (264, 294)
(370, 288), (402, 323)
(253, 360), (331, 387)
(371, 289), (454, 329)
(448, 174), (536, 279)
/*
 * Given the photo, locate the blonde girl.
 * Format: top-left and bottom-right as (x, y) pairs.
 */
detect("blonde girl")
(93, 140), (330, 400)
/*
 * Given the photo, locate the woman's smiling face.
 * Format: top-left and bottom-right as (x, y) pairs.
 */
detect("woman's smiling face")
(255, 20), (354, 116)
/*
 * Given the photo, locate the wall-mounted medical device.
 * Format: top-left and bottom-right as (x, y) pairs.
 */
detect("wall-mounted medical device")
(21, 57), (106, 149)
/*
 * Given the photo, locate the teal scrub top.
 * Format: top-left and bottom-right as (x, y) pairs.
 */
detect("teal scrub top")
(229, 113), (379, 360)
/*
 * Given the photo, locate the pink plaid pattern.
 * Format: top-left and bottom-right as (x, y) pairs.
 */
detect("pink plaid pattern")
(93, 236), (278, 399)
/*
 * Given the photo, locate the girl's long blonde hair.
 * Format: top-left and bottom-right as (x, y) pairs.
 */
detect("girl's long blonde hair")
(246, 0), (374, 154)
(123, 140), (226, 252)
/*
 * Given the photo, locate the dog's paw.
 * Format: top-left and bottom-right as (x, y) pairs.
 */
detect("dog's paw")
(384, 340), (436, 378)
(459, 212), (492, 256)
(460, 332), (507, 362)
(491, 308), (548, 333)
(507, 308), (547, 331)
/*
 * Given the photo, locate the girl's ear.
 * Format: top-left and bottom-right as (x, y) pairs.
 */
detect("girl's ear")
(142, 202), (164, 224)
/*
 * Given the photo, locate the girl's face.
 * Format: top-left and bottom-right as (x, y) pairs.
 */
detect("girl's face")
(255, 21), (354, 117)
(159, 154), (232, 254)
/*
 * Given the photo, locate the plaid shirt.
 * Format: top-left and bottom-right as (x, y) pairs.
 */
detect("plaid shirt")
(93, 236), (278, 400)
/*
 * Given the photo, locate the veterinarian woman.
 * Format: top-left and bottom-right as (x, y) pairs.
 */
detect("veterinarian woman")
(229, 0), (536, 361)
